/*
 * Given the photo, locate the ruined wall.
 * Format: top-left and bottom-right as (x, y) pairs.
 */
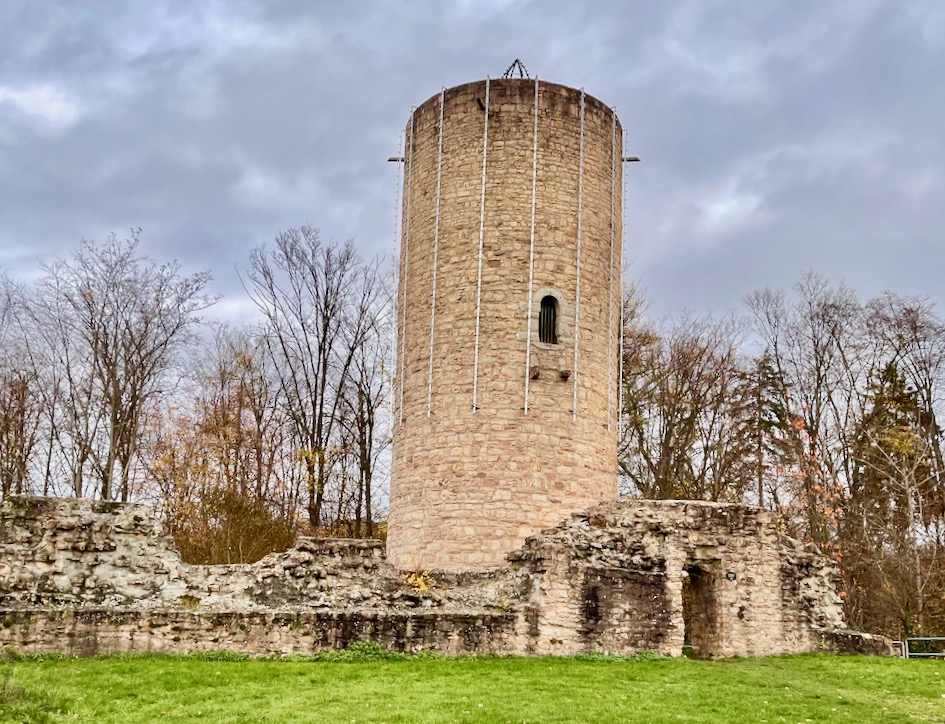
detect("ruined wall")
(389, 78), (622, 570)
(512, 501), (857, 657)
(0, 496), (892, 658)
(0, 497), (524, 615)
(0, 497), (187, 609)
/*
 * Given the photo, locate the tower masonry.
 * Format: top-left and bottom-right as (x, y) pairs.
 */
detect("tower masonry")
(388, 77), (623, 570)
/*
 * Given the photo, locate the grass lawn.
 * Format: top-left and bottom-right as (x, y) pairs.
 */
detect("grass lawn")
(1, 648), (943, 723)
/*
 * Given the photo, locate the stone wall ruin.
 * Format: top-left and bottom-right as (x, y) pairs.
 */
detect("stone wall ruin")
(0, 496), (892, 658)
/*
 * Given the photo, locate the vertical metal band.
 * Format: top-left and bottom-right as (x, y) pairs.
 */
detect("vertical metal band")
(389, 128), (404, 441)
(472, 77), (490, 413)
(524, 77), (540, 414)
(619, 128), (628, 436)
(398, 112), (415, 426)
(607, 109), (617, 430)
(426, 89), (445, 416)
(572, 89), (586, 422)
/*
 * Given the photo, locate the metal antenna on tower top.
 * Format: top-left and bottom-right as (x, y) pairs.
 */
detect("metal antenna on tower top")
(502, 58), (530, 78)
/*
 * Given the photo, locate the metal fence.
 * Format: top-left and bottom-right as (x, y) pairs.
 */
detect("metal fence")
(895, 637), (945, 658)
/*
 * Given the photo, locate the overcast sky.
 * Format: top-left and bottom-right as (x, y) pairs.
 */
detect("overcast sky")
(1, 0), (943, 322)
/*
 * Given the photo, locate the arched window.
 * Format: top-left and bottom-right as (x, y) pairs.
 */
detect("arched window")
(539, 295), (558, 344)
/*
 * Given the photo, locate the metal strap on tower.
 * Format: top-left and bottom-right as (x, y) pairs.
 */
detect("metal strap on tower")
(619, 128), (629, 435)
(398, 112), (416, 426)
(426, 89), (445, 416)
(572, 89), (586, 422)
(472, 77), (490, 413)
(523, 77), (540, 414)
(389, 128), (404, 440)
(607, 109), (617, 430)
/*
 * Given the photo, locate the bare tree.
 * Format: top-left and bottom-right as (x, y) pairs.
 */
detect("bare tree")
(745, 271), (865, 544)
(192, 325), (290, 502)
(619, 306), (753, 501)
(245, 227), (386, 530)
(337, 305), (391, 536)
(745, 274), (945, 636)
(147, 324), (297, 563)
(0, 273), (41, 497)
(616, 270), (945, 635)
(23, 232), (215, 499)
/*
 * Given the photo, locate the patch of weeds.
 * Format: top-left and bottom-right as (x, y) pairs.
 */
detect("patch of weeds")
(274, 643), (443, 663)
(178, 595), (201, 609)
(312, 641), (413, 662)
(1, 649), (69, 663)
(575, 650), (666, 663)
(281, 653), (316, 663)
(403, 570), (432, 593)
(189, 649), (251, 662)
(315, 640), (401, 662)
(111, 652), (180, 662)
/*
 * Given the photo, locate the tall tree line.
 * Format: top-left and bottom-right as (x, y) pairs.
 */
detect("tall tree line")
(0, 229), (392, 561)
(620, 271), (945, 638)
(3, 231), (943, 638)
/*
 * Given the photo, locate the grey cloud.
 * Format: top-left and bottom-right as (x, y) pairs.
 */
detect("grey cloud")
(0, 0), (942, 323)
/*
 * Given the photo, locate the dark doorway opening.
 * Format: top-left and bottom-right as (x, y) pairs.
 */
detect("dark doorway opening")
(682, 565), (720, 658)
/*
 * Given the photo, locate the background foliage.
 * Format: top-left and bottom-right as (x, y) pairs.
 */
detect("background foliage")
(1, 232), (943, 639)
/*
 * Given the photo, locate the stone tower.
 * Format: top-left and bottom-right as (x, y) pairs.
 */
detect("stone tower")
(387, 77), (623, 570)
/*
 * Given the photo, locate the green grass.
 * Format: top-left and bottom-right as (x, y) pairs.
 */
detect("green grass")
(1, 649), (943, 723)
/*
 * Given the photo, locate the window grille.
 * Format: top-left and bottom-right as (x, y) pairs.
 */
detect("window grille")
(539, 296), (558, 344)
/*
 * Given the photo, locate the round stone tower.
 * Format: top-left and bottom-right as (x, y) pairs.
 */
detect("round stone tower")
(388, 77), (623, 570)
